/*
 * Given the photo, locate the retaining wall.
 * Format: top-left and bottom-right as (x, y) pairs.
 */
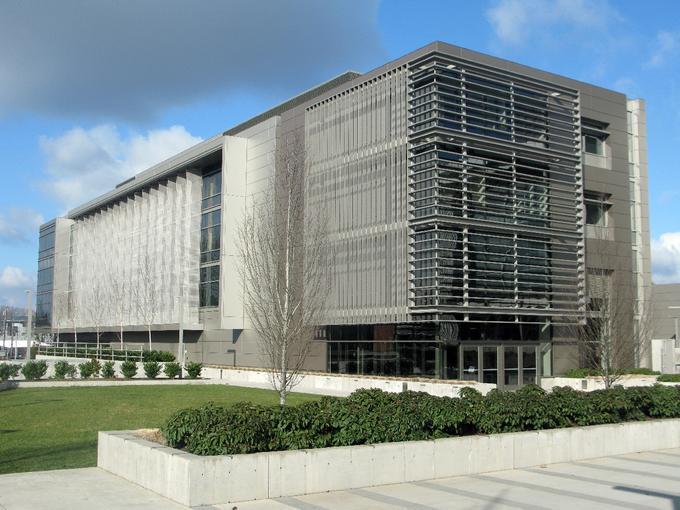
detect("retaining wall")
(541, 375), (660, 392)
(202, 366), (496, 397)
(98, 419), (680, 507)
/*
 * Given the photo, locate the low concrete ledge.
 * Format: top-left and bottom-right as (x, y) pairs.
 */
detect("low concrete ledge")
(98, 418), (680, 507)
(202, 366), (497, 397)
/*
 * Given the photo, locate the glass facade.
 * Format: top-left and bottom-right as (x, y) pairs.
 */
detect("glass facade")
(325, 323), (544, 386)
(36, 222), (56, 328)
(200, 170), (221, 307)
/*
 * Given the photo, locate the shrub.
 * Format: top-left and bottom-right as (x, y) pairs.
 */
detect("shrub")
(0, 363), (21, 381)
(21, 360), (48, 381)
(626, 368), (660, 376)
(78, 361), (95, 379)
(120, 360), (138, 379)
(185, 361), (202, 379)
(143, 350), (176, 363)
(658, 373), (680, 383)
(53, 360), (77, 379)
(164, 362), (181, 379)
(101, 361), (116, 378)
(143, 361), (161, 379)
(162, 385), (680, 457)
(564, 368), (597, 378)
(564, 367), (661, 378)
(89, 358), (101, 377)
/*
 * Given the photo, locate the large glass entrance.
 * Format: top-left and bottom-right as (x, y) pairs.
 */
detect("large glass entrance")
(327, 337), (544, 387)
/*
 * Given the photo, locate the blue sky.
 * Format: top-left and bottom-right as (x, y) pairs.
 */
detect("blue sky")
(1, 0), (679, 305)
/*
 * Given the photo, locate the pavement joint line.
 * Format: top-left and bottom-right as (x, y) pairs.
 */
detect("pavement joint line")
(571, 460), (680, 482)
(470, 473), (660, 510)
(347, 488), (438, 510)
(523, 467), (680, 496)
(273, 497), (329, 510)
(412, 480), (550, 510)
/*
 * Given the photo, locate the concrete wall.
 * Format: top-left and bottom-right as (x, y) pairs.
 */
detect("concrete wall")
(202, 366), (495, 397)
(652, 283), (680, 339)
(651, 338), (680, 374)
(540, 375), (668, 392)
(99, 418), (680, 506)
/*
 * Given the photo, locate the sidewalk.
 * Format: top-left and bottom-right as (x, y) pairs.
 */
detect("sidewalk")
(1, 448), (679, 509)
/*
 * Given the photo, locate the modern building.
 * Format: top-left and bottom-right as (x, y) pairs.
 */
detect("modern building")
(35, 41), (652, 387)
(650, 283), (680, 374)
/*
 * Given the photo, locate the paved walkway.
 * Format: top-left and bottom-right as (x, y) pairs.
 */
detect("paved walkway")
(1, 449), (679, 509)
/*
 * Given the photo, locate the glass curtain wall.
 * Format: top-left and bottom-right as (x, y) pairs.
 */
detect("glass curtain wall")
(36, 222), (56, 328)
(199, 170), (221, 307)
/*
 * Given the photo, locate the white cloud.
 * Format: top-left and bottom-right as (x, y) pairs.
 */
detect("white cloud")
(646, 31), (680, 68)
(486, 0), (617, 46)
(652, 232), (680, 284)
(39, 124), (202, 210)
(0, 266), (33, 306)
(0, 208), (44, 243)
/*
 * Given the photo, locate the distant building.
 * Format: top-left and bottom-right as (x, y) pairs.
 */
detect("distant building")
(36, 41), (652, 386)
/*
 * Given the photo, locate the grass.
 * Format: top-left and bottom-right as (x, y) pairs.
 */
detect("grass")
(0, 385), (320, 475)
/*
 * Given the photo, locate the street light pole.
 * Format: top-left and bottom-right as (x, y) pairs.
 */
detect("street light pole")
(178, 282), (184, 379)
(26, 289), (33, 360)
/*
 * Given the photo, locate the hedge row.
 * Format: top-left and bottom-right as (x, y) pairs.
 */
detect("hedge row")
(0, 359), (202, 381)
(563, 367), (661, 378)
(162, 385), (680, 456)
(38, 347), (175, 363)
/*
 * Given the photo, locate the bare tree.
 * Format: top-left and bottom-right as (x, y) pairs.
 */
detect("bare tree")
(87, 281), (108, 351)
(567, 193), (653, 388)
(135, 253), (158, 351)
(52, 292), (69, 344)
(111, 277), (128, 349)
(238, 132), (330, 406)
(68, 289), (79, 345)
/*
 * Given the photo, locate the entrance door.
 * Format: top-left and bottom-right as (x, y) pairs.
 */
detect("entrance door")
(482, 346), (498, 384)
(444, 345), (459, 379)
(522, 346), (537, 385)
(503, 346), (519, 388)
(462, 347), (478, 381)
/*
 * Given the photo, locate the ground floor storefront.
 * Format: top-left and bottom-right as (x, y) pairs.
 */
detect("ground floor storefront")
(325, 322), (553, 388)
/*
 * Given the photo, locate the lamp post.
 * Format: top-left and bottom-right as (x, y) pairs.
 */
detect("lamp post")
(26, 289), (32, 360)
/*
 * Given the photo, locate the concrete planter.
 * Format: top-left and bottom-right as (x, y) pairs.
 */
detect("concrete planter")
(98, 418), (680, 507)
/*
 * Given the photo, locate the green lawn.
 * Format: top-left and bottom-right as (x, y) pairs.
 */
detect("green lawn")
(0, 385), (319, 475)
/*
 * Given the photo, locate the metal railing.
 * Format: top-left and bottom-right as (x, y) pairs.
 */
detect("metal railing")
(37, 342), (145, 362)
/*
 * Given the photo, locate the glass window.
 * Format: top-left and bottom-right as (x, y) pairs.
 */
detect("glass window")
(584, 135), (603, 155)
(201, 171), (222, 209)
(585, 202), (606, 226)
(199, 265), (220, 307)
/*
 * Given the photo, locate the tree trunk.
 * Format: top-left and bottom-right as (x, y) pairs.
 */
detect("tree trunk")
(280, 343), (287, 407)
(148, 325), (152, 352)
